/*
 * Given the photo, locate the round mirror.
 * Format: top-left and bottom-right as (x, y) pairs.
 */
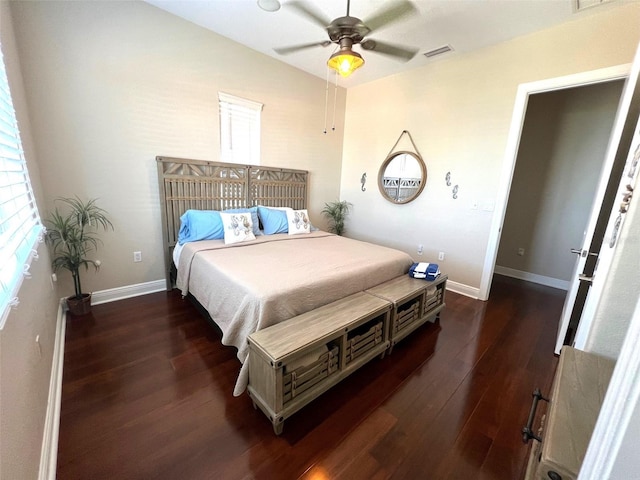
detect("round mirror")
(378, 151), (427, 204)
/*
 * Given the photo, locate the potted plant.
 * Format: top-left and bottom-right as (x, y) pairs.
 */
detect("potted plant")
(45, 197), (113, 316)
(321, 200), (352, 236)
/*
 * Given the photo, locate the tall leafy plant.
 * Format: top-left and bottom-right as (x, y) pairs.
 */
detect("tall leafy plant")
(45, 197), (113, 299)
(322, 200), (352, 236)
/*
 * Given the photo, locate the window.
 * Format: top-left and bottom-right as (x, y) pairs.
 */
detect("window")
(0, 45), (43, 328)
(218, 92), (262, 165)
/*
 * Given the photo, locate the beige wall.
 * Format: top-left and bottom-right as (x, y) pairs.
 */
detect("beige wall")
(3, 0), (345, 476)
(340, 3), (640, 293)
(496, 81), (623, 284)
(0, 1), (60, 479)
(10, 0), (346, 296)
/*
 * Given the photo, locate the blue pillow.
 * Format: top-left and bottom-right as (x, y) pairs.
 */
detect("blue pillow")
(178, 210), (223, 244)
(257, 206), (289, 234)
(178, 208), (263, 245)
(225, 207), (262, 237)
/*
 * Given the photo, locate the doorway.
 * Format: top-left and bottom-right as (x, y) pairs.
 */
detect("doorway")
(479, 64), (631, 303)
(494, 80), (625, 292)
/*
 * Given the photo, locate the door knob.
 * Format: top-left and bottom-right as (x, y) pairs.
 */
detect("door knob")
(578, 274), (594, 284)
(570, 248), (598, 258)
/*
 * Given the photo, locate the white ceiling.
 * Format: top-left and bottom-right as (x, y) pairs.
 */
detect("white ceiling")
(144, 0), (620, 87)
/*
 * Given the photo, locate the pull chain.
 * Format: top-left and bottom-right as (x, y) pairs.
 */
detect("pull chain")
(332, 70), (338, 131)
(323, 67), (329, 134)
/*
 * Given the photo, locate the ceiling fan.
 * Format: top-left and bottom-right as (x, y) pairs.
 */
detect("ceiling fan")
(274, 0), (419, 78)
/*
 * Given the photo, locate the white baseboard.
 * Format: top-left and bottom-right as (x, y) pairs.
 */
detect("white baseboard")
(35, 273), (475, 478)
(91, 279), (167, 305)
(38, 299), (66, 480)
(446, 280), (480, 299)
(86, 277), (484, 304)
(38, 280), (167, 478)
(494, 266), (569, 290)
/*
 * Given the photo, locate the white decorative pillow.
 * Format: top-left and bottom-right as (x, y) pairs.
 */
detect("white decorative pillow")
(219, 211), (256, 244)
(286, 209), (311, 235)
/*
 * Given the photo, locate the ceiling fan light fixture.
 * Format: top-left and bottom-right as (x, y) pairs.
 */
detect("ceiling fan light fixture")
(327, 49), (364, 78)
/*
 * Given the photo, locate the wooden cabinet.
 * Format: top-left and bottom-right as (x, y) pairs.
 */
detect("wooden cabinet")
(247, 291), (392, 434)
(523, 347), (615, 480)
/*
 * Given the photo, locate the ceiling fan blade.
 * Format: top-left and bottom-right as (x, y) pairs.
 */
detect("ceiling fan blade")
(364, 0), (417, 32)
(361, 39), (418, 61)
(287, 1), (332, 29)
(274, 41), (332, 55)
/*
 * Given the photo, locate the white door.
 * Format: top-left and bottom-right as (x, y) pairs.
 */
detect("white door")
(555, 43), (640, 354)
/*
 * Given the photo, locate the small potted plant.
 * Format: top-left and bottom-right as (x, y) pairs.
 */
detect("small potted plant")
(321, 200), (352, 236)
(45, 197), (113, 316)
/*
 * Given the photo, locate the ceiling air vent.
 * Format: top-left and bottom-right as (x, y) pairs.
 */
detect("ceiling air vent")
(574, 0), (615, 11)
(423, 45), (453, 59)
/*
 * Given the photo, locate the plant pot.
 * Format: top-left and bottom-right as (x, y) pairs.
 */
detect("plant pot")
(66, 293), (92, 316)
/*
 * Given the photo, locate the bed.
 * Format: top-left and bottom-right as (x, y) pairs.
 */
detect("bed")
(157, 157), (414, 396)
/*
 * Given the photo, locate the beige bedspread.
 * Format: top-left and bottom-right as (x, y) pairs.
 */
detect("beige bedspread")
(176, 231), (414, 396)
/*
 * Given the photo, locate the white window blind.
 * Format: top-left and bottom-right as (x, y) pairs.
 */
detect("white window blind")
(0, 45), (43, 328)
(218, 92), (262, 165)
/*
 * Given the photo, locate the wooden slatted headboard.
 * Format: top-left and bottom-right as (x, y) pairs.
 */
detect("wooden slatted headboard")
(156, 156), (309, 290)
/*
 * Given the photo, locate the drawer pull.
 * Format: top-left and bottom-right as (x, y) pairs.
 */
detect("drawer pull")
(522, 388), (548, 443)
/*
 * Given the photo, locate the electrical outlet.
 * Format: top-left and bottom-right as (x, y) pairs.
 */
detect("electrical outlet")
(482, 201), (495, 212)
(133, 251), (142, 263)
(518, 247), (525, 256)
(438, 251), (445, 261)
(417, 244), (424, 255)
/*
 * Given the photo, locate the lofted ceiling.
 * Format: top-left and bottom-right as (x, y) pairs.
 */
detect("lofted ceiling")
(144, 0), (621, 87)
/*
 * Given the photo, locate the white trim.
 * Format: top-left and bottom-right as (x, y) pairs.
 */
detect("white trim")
(573, 75), (640, 352)
(494, 266), (570, 291)
(479, 63), (631, 301)
(218, 91), (263, 111)
(38, 299), (66, 480)
(29, 275), (478, 478)
(557, 47), (640, 354)
(579, 295), (640, 479)
(90, 279), (167, 305)
(90, 278), (482, 304)
(445, 280), (479, 300)
(32, 280), (640, 479)
(37, 281), (166, 478)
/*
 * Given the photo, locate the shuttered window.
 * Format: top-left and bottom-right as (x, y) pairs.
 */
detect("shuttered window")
(219, 92), (262, 165)
(0, 45), (43, 328)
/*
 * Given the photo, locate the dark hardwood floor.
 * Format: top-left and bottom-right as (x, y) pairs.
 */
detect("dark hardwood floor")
(57, 275), (564, 480)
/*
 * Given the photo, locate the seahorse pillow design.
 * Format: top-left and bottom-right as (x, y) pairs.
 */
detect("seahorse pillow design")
(220, 212), (256, 245)
(286, 209), (311, 235)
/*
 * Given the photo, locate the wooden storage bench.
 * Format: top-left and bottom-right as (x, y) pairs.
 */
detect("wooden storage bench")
(366, 274), (447, 350)
(247, 291), (392, 434)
